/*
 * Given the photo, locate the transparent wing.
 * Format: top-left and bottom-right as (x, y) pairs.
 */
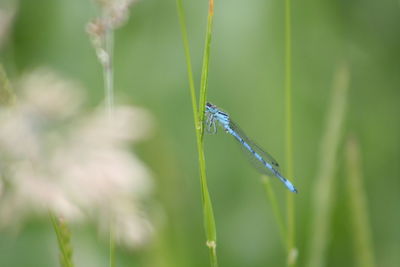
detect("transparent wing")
(205, 113), (217, 134)
(228, 121), (281, 175)
(229, 121), (298, 193)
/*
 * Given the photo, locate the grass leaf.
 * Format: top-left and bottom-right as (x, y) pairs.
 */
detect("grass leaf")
(345, 136), (376, 267)
(307, 63), (350, 267)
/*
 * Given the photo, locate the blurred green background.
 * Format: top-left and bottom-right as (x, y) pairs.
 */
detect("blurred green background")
(0, 0), (399, 266)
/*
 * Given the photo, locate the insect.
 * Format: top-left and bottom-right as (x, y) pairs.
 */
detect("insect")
(205, 102), (298, 193)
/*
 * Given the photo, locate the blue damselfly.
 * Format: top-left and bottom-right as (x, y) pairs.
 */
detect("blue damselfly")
(205, 102), (298, 193)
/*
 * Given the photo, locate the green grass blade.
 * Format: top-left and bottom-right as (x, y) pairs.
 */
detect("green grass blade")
(176, 0), (198, 117)
(283, 0), (297, 265)
(109, 224), (116, 267)
(345, 136), (376, 267)
(198, 0), (214, 138)
(307, 63), (350, 267)
(50, 214), (75, 267)
(176, 1), (218, 266)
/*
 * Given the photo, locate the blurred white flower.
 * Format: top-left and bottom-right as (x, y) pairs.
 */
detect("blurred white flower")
(0, 68), (154, 248)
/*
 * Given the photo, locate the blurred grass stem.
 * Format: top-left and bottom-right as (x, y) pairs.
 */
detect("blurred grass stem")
(345, 136), (376, 267)
(109, 223), (116, 267)
(0, 64), (15, 106)
(284, 0), (296, 265)
(307, 63), (350, 267)
(176, 1), (218, 266)
(262, 176), (287, 248)
(103, 26), (114, 118)
(102, 14), (116, 267)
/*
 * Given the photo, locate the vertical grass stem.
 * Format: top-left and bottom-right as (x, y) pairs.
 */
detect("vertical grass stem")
(176, 1), (218, 266)
(307, 63), (350, 267)
(345, 136), (376, 267)
(284, 0), (296, 265)
(50, 213), (75, 267)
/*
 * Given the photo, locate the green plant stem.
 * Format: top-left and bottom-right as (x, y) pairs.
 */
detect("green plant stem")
(176, 0), (198, 121)
(345, 136), (376, 267)
(102, 16), (115, 267)
(198, 0), (214, 137)
(284, 0), (296, 265)
(0, 64), (15, 106)
(176, 1), (218, 266)
(103, 26), (114, 118)
(109, 224), (116, 267)
(307, 63), (350, 267)
(50, 213), (74, 267)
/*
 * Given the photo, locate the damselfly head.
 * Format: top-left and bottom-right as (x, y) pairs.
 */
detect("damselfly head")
(206, 102), (217, 113)
(206, 102), (216, 108)
(206, 102), (229, 120)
